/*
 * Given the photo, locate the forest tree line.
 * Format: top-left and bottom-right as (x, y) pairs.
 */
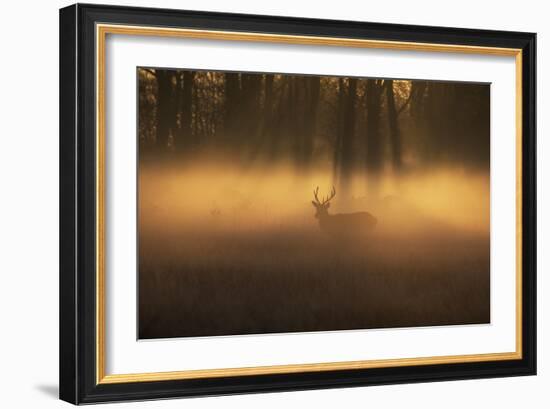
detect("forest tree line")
(138, 67), (489, 187)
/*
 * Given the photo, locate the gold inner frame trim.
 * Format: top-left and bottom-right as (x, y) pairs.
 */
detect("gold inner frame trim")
(95, 23), (523, 385)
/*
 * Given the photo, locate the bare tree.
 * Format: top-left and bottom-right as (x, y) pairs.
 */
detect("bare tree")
(224, 73), (241, 143)
(385, 79), (402, 171)
(174, 70), (195, 152)
(154, 70), (177, 151)
(365, 79), (384, 174)
(339, 78), (357, 194)
(301, 76), (321, 166)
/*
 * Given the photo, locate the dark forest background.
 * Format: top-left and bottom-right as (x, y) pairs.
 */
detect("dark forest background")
(138, 68), (489, 193)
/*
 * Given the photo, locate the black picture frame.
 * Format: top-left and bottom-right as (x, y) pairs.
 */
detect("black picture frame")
(60, 3), (536, 404)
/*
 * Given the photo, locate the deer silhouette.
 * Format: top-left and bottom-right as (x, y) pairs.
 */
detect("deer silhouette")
(311, 186), (377, 236)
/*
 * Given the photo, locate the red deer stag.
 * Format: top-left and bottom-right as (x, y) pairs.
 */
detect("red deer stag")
(311, 187), (377, 236)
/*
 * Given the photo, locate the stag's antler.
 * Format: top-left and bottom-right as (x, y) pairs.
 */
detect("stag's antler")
(313, 186), (321, 204)
(313, 186), (336, 205)
(325, 186), (336, 204)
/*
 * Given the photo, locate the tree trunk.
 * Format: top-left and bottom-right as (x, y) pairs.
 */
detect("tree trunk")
(224, 73), (241, 143)
(262, 74), (274, 137)
(385, 80), (402, 171)
(155, 70), (175, 151)
(333, 78), (345, 182)
(182, 71), (195, 149)
(285, 76), (300, 159)
(241, 73), (262, 149)
(339, 78), (357, 193)
(302, 76), (320, 166)
(173, 71), (195, 153)
(365, 79), (383, 172)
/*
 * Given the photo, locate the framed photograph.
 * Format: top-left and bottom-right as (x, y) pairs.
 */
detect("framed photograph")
(59, 3), (536, 404)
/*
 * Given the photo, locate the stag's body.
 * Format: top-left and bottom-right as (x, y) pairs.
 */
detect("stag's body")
(312, 187), (377, 236)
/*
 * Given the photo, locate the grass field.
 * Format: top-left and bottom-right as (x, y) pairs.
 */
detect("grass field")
(138, 225), (489, 339)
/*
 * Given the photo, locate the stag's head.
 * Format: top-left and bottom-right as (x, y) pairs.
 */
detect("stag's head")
(311, 186), (336, 219)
